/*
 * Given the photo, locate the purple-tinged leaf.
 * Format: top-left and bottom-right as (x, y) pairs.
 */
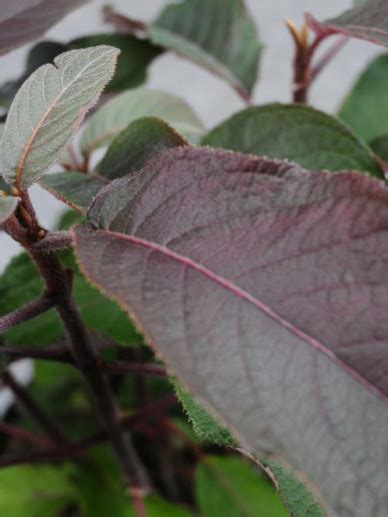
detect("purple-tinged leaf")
(74, 147), (388, 516)
(40, 172), (106, 213)
(0, 0), (89, 56)
(307, 0), (388, 48)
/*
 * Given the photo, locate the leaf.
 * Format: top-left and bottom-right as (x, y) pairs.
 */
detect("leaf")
(307, 0), (388, 48)
(70, 34), (163, 93)
(97, 117), (187, 180)
(40, 172), (107, 213)
(0, 41), (68, 113)
(0, 252), (138, 346)
(0, 46), (119, 189)
(264, 461), (325, 517)
(196, 456), (287, 517)
(0, 465), (78, 516)
(338, 54), (388, 142)
(173, 380), (235, 446)
(0, 196), (18, 224)
(80, 88), (205, 156)
(149, 0), (262, 99)
(74, 146), (388, 515)
(370, 134), (388, 160)
(203, 103), (382, 176)
(0, 0), (88, 56)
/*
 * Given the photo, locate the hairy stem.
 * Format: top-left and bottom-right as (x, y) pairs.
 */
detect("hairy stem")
(1, 370), (67, 444)
(28, 244), (150, 492)
(2, 344), (167, 378)
(0, 395), (176, 468)
(0, 295), (56, 332)
(32, 231), (73, 252)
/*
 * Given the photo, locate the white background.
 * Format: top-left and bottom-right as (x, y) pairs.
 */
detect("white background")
(0, 0), (381, 271)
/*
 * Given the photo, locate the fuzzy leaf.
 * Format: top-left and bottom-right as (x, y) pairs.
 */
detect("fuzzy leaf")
(75, 146), (388, 515)
(0, 196), (18, 224)
(203, 103), (382, 176)
(307, 0), (388, 48)
(339, 55), (388, 142)
(149, 0), (262, 99)
(70, 34), (162, 93)
(0, 0), (88, 56)
(0, 41), (67, 113)
(196, 456), (287, 517)
(264, 461), (325, 517)
(173, 380), (235, 446)
(81, 88), (204, 156)
(0, 46), (119, 189)
(0, 252), (138, 346)
(97, 117), (187, 180)
(40, 172), (106, 213)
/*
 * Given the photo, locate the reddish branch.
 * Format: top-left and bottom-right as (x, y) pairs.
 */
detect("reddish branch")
(0, 395), (177, 468)
(0, 295), (56, 332)
(1, 344), (167, 378)
(4, 192), (151, 495)
(32, 231), (73, 252)
(1, 370), (67, 445)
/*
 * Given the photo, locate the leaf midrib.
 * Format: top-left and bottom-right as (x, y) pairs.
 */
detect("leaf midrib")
(93, 227), (387, 404)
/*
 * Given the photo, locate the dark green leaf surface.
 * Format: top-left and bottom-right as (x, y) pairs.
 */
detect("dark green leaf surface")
(149, 0), (262, 98)
(0, 252), (137, 346)
(70, 33), (163, 93)
(40, 172), (106, 213)
(370, 134), (388, 160)
(339, 55), (388, 142)
(196, 456), (287, 517)
(97, 117), (187, 180)
(264, 461), (324, 517)
(0, 465), (78, 516)
(203, 103), (382, 175)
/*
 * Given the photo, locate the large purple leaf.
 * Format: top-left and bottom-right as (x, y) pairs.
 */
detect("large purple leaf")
(0, 0), (89, 56)
(74, 147), (388, 515)
(307, 0), (388, 48)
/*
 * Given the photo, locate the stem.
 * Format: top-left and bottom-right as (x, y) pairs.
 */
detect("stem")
(0, 295), (56, 332)
(1, 370), (67, 445)
(2, 345), (167, 378)
(32, 231), (73, 252)
(0, 395), (176, 468)
(311, 36), (348, 82)
(0, 421), (56, 449)
(27, 244), (150, 493)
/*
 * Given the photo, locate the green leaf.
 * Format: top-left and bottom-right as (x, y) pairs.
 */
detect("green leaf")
(70, 33), (163, 93)
(0, 252), (138, 346)
(0, 195), (17, 224)
(149, 0), (262, 99)
(173, 380), (235, 446)
(80, 88), (205, 156)
(0, 46), (119, 189)
(40, 172), (107, 213)
(370, 134), (388, 160)
(196, 456), (287, 517)
(0, 41), (67, 112)
(0, 465), (78, 516)
(203, 103), (382, 176)
(339, 54), (388, 142)
(264, 461), (324, 517)
(97, 117), (187, 180)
